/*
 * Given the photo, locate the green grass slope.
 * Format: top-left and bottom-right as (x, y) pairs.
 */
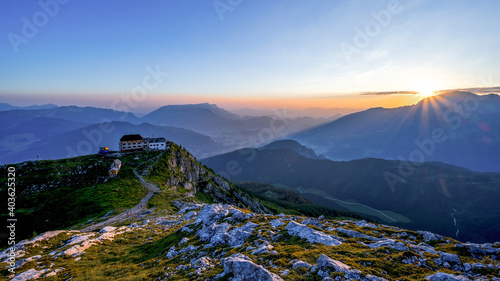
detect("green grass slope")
(0, 152), (165, 248)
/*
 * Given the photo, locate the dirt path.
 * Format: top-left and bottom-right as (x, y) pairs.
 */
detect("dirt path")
(79, 154), (163, 232)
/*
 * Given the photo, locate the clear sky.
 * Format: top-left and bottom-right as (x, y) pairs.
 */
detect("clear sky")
(1, 0), (499, 112)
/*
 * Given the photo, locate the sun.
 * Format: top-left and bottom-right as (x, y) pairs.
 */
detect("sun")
(415, 82), (438, 98)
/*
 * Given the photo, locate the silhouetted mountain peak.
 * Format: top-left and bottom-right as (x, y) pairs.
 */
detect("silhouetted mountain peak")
(144, 103), (240, 124)
(0, 103), (59, 111)
(261, 139), (324, 159)
(155, 102), (214, 110)
(438, 90), (476, 98)
(203, 145), (500, 243)
(292, 91), (500, 171)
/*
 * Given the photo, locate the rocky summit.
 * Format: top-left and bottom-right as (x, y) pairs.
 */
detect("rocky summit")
(2, 202), (500, 280)
(1, 144), (499, 280)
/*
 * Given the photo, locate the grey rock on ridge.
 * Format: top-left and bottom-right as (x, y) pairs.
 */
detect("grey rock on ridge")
(285, 221), (342, 246)
(291, 260), (312, 270)
(365, 239), (409, 251)
(162, 147), (269, 214)
(316, 254), (363, 280)
(425, 272), (470, 281)
(335, 227), (380, 241)
(317, 254), (353, 273)
(10, 268), (51, 281)
(2, 202), (500, 280)
(194, 204), (258, 248)
(218, 253), (284, 281)
(229, 222), (258, 247)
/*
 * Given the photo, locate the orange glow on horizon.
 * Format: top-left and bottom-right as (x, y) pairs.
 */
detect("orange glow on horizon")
(144, 93), (425, 111)
(2, 92), (428, 113)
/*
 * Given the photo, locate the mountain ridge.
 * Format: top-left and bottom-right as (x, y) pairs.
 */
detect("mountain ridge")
(202, 140), (500, 244)
(0, 103), (329, 164)
(291, 92), (500, 172)
(1, 145), (499, 280)
(0, 103), (59, 111)
(260, 139), (325, 160)
(0, 121), (226, 164)
(0, 143), (267, 248)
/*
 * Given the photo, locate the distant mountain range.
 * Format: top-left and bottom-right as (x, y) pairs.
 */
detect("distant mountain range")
(2, 92), (499, 174)
(202, 139), (500, 243)
(0, 106), (146, 164)
(0, 121), (223, 164)
(0, 103), (329, 164)
(142, 102), (328, 145)
(144, 103), (240, 126)
(260, 139), (325, 160)
(0, 105), (141, 131)
(291, 91), (500, 172)
(0, 103), (58, 111)
(230, 106), (356, 119)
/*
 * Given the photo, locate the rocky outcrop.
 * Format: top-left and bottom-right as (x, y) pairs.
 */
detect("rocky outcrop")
(455, 242), (500, 256)
(194, 204), (246, 226)
(49, 226), (127, 258)
(269, 219), (285, 228)
(365, 275), (389, 281)
(285, 221), (342, 246)
(12, 255), (41, 269)
(316, 254), (361, 279)
(191, 256), (214, 275)
(365, 239), (409, 251)
(229, 222), (258, 247)
(252, 241), (276, 255)
(355, 220), (378, 228)
(3, 201), (499, 281)
(418, 231), (442, 242)
(0, 230), (69, 263)
(195, 204), (232, 226)
(194, 204), (257, 248)
(291, 260), (311, 270)
(335, 228), (380, 241)
(411, 243), (438, 255)
(217, 253), (283, 281)
(200, 223), (232, 247)
(317, 254), (353, 273)
(425, 272), (470, 281)
(439, 252), (461, 265)
(154, 146), (269, 214)
(100, 226), (116, 233)
(11, 268), (50, 281)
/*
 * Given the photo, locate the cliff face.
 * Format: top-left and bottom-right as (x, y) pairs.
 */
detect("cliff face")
(147, 144), (269, 214)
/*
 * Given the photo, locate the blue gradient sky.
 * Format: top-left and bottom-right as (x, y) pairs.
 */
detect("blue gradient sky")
(1, 0), (499, 110)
